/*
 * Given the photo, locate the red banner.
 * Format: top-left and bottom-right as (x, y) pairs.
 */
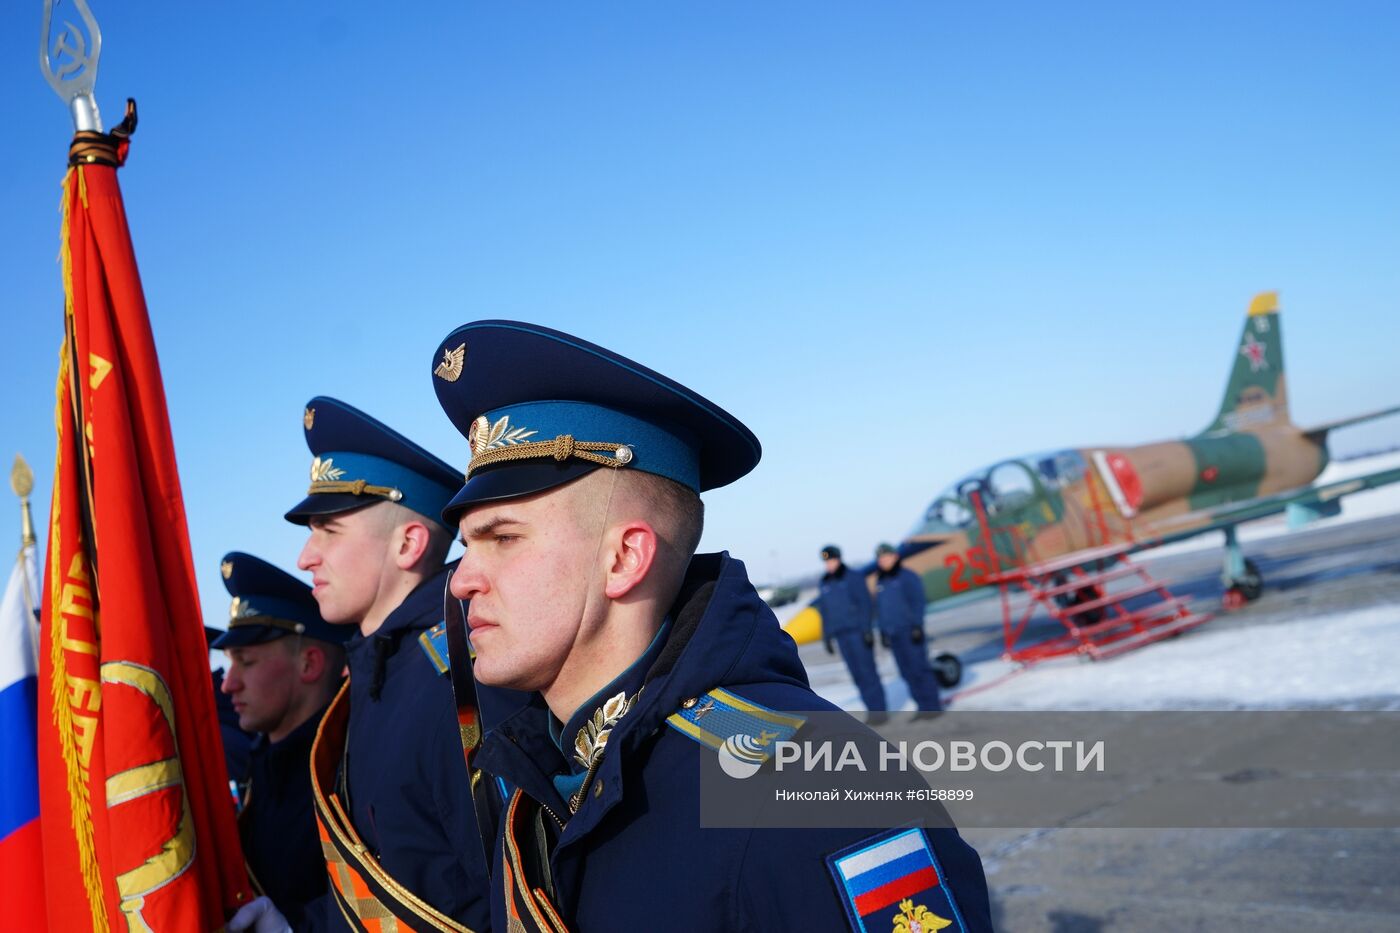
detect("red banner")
(37, 115), (253, 931)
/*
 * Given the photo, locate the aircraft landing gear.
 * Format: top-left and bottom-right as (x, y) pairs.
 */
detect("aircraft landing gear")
(1221, 525), (1263, 611)
(932, 652), (963, 689)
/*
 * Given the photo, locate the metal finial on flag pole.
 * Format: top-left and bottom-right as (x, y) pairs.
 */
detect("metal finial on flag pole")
(10, 454), (36, 548)
(40, 0), (104, 132)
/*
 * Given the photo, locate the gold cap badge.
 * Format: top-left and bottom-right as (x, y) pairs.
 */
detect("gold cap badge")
(468, 415), (537, 459)
(304, 407), (315, 431)
(435, 343), (466, 383)
(468, 415), (490, 457)
(220, 560), (234, 580)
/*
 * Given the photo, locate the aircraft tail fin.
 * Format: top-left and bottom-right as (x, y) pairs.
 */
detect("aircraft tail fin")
(1200, 291), (1290, 436)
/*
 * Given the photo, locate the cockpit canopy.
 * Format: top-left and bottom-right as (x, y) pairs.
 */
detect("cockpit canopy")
(907, 449), (1087, 538)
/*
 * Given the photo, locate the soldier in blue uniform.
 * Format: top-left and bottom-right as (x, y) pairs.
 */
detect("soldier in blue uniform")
(817, 545), (887, 712)
(873, 542), (943, 711)
(205, 624), (254, 788)
(430, 321), (992, 932)
(214, 552), (349, 929)
(253, 397), (494, 932)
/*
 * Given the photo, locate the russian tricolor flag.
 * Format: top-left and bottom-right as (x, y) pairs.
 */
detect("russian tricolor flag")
(830, 829), (966, 932)
(0, 541), (48, 928)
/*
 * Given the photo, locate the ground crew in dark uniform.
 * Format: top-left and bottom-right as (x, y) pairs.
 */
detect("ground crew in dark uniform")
(214, 551), (349, 929)
(235, 397), (496, 932)
(873, 542), (943, 711)
(430, 321), (991, 932)
(817, 545), (887, 712)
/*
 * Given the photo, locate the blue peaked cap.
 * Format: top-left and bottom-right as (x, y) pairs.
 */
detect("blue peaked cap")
(283, 396), (461, 528)
(210, 551), (349, 648)
(430, 321), (761, 524)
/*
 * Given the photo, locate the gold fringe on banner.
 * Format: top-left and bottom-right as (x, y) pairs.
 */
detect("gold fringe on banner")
(49, 168), (112, 933)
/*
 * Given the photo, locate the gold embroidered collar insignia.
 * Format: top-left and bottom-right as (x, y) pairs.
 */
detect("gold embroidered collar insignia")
(573, 690), (637, 772)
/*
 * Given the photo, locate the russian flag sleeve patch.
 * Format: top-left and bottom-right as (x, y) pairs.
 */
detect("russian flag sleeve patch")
(826, 829), (968, 933)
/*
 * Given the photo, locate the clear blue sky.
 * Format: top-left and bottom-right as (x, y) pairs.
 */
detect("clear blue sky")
(3, 1), (1399, 628)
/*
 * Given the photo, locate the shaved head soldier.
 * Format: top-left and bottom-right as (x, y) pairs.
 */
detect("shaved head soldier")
(231, 398), (496, 932)
(431, 321), (992, 932)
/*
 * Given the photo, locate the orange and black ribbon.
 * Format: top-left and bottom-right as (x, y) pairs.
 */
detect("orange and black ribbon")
(309, 685), (477, 932)
(499, 790), (571, 933)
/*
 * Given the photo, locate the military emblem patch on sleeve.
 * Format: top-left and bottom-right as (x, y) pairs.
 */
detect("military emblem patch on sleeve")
(418, 622), (450, 676)
(826, 828), (967, 933)
(664, 686), (805, 755)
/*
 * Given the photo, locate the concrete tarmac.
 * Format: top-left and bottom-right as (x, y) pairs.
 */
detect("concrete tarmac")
(794, 512), (1400, 930)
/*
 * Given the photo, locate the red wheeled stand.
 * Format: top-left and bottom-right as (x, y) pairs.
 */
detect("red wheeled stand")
(970, 491), (1213, 665)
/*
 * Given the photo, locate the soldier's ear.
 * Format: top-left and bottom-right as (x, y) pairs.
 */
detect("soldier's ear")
(603, 521), (658, 600)
(299, 644), (328, 683)
(394, 519), (432, 572)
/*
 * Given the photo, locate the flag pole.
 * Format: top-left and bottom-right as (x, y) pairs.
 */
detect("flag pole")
(10, 454), (36, 549)
(40, 0), (104, 132)
(9, 454), (39, 671)
(35, 5), (256, 927)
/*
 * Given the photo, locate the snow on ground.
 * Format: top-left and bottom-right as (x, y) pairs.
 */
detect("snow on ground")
(809, 603), (1400, 712)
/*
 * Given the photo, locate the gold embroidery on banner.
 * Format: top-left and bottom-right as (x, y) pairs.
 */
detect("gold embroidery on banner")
(310, 456), (346, 482)
(89, 353), (113, 391)
(435, 343), (466, 382)
(105, 759), (181, 805)
(100, 662), (197, 933)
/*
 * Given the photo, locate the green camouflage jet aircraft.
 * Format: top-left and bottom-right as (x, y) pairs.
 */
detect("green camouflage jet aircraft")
(787, 292), (1400, 644)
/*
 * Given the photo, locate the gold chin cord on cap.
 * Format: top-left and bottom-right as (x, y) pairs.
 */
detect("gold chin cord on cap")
(307, 478), (404, 501)
(466, 434), (634, 479)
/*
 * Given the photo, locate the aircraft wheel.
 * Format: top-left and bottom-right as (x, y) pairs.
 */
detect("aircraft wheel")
(1222, 587), (1247, 611)
(1237, 559), (1263, 601)
(932, 652), (963, 689)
